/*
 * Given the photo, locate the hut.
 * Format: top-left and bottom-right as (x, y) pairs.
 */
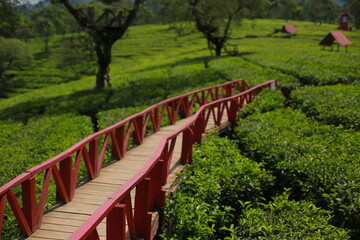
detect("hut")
(281, 24), (297, 34)
(319, 31), (352, 52)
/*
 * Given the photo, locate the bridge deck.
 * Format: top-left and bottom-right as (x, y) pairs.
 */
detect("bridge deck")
(26, 115), (228, 239)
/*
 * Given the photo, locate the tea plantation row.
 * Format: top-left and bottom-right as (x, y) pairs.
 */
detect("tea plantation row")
(161, 87), (360, 239)
(161, 134), (350, 239)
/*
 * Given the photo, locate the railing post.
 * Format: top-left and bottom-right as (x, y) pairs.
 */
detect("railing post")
(115, 127), (126, 158)
(229, 99), (238, 128)
(21, 176), (37, 232)
(107, 204), (126, 240)
(181, 128), (194, 164)
(0, 194), (6, 237)
(134, 116), (144, 145)
(151, 160), (166, 209)
(224, 83), (234, 97)
(7, 190), (32, 236)
(111, 131), (122, 160)
(89, 139), (99, 178)
(134, 178), (152, 239)
(153, 107), (161, 131)
(59, 156), (73, 201)
(240, 81), (247, 92)
(194, 113), (205, 144)
(180, 96), (191, 117)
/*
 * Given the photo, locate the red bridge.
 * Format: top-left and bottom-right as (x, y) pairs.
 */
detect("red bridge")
(0, 79), (277, 240)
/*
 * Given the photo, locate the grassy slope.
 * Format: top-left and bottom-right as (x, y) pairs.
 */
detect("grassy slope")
(2, 19), (359, 111)
(1, 18), (359, 178)
(0, 18), (359, 239)
(0, 18), (359, 181)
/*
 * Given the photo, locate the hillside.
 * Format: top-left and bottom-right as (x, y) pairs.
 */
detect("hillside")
(0, 18), (359, 239)
(1, 17), (359, 190)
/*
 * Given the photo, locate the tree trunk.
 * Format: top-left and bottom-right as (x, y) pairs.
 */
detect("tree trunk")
(214, 43), (222, 56)
(211, 38), (223, 56)
(59, 0), (143, 89)
(95, 39), (112, 89)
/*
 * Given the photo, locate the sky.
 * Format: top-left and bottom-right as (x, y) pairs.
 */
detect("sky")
(19, 0), (42, 4)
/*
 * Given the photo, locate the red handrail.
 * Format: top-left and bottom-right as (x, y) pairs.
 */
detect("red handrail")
(0, 79), (249, 238)
(68, 80), (278, 240)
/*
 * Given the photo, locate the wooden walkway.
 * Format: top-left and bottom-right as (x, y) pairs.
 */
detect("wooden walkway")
(26, 114), (229, 239)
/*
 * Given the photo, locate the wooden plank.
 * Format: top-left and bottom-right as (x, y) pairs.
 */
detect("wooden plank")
(52, 202), (101, 215)
(27, 230), (73, 239)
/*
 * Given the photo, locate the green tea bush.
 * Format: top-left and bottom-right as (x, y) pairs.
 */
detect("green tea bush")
(226, 191), (350, 239)
(290, 84), (360, 130)
(97, 106), (148, 130)
(0, 114), (93, 239)
(207, 56), (300, 88)
(0, 62), (225, 123)
(0, 88), (113, 122)
(109, 64), (225, 108)
(234, 108), (360, 236)
(238, 89), (286, 119)
(239, 35), (360, 86)
(0, 114), (93, 186)
(161, 134), (274, 239)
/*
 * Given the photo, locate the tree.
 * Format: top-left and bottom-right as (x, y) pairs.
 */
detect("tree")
(58, 0), (143, 89)
(154, 0), (194, 36)
(0, 37), (32, 85)
(34, 17), (55, 53)
(57, 33), (96, 78)
(343, 0), (360, 29)
(31, 4), (80, 35)
(304, 0), (340, 23)
(267, 0), (303, 20)
(189, 0), (269, 56)
(0, 0), (21, 37)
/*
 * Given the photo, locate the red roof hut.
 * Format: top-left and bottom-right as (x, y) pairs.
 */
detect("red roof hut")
(319, 31), (352, 52)
(281, 24), (297, 34)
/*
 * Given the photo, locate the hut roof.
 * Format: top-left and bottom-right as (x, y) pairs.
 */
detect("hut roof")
(281, 24), (297, 33)
(319, 31), (352, 46)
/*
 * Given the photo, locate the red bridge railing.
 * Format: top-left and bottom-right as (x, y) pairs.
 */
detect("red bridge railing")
(68, 80), (278, 240)
(0, 79), (250, 238)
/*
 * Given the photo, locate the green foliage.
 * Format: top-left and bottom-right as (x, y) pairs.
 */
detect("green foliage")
(0, 18), (360, 238)
(238, 28), (360, 86)
(238, 89), (286, 118)
(33, 17), (55, 52)
(234, 108), (360, 236)
(0, 0), (21, 38)
(0, 114), (93, 186)
(266, 0), (303, 20)
(0, 58), (226, 123)
(0, 37), (32, 85)
(0, 114), (92, 239)
(56, 34), (96, 77)
(226, 191), (350, 239)
(304, 0), (340, 23)
(189, 0), (270, 55)
(161, 134), (274, 239)
(97, 106), (148, 130)
(350, 1), (360, 29)
(207, 56), (300, 88)
(290, 84), (360, 130)
(30, 4), (79, 35)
